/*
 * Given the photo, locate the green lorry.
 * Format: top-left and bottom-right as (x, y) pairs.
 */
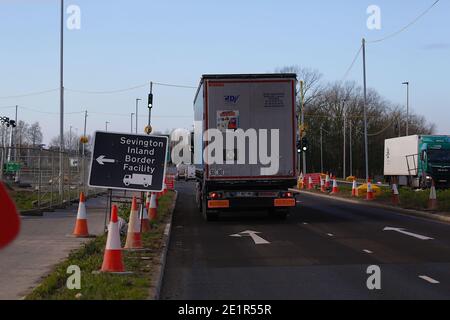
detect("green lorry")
(384, 135), (450, 188)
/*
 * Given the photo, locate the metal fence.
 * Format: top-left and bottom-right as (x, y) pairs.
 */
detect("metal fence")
(0, 146), (103, 211)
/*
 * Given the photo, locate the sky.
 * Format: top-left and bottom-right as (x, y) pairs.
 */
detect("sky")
(0, 0), (449, 145)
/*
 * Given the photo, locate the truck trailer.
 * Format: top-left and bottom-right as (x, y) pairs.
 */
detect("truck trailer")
(193, 74), (298, 221)
(384, 135), (450, 188)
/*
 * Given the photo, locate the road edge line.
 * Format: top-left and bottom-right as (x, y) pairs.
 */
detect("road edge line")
(290, 189), (450, 224)
(149, 190), (178, 300)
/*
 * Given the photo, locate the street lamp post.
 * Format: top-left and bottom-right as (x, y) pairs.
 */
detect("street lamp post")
(362, 38), (369, 181)
(131, 113), (134, 133)
(402, 81), (410, 136)
(105, 121), (109, 132)
(342, 100), (347, 179)
(135, 98), (141, 134)
(59, 0), (65, 198)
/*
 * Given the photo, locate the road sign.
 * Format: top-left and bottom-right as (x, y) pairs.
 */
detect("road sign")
(5, 162), (21, 173)
(88, 131), (168, 192)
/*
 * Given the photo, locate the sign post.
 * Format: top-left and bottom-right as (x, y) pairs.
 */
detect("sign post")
(88, 131), (168, 192)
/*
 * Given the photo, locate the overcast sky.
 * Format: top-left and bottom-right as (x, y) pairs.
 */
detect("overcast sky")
(0, 0), (448, 144)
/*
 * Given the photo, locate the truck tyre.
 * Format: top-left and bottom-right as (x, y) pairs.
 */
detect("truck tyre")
(202, 199), (218, 221)
(269, 209), (288, 220)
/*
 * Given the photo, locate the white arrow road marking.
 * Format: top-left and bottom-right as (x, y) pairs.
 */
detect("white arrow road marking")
(96, 155), (116, 165)
(419, 275), (440, 284)
(230, 230), (270, 245)
(383, 227), (434, 240)
(363, 249), (373, 254)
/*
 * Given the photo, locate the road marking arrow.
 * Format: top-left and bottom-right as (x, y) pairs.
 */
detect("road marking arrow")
(230, 230), (270, 245)
(96, 155), (116, 165)
(383, 227), (434, 240)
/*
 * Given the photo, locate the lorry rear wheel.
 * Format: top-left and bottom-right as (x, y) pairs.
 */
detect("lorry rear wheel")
(269, 209), (288, 220)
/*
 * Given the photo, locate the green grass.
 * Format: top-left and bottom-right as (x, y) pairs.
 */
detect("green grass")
(305, 184), (450, 213)
(26, 191), (176, 300)
(12, 190), (81, 211)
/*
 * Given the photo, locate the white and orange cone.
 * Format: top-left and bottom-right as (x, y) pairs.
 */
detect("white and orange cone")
(101, 205), (125, 273)
(351, 179), (358, 197)
(140, 204), (151, 233)
(308, 176), (314, 190)
(125, 197), (142, 249)
(428, 180), (438, 210)
(325, 174), (331, 188)
(149, 192), (158, 221)
(73, 192), (89, 237)
(298, 173), (304, 190)
(392, 184), (400, 205)
(331, 179), (339, 194)
(366, 180), (375, 201)
(163, 182), (168, 195)
(320, 178), (326, 193)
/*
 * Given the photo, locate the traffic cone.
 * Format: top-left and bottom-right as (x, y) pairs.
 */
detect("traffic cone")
(428, 180), (438, 210)
(331, 179), (339, 194)
(392, 184), (400, 205)
(320, 178), (326, 193)
(149, 192), (158, 221)
(145, 192), (151, 210)
(307, 176), (313, 190)
(124, 197), (143, 249)
(366, 180), (375, 201)
(140, 204), (151, 233)
(351, 179), (358, 197)
(298, 173), (304, 190)
(163, 182), (168, 195)
(73, 192), (89, 237)
(325, 174), (331, 188)
(101, 205), (125, 273)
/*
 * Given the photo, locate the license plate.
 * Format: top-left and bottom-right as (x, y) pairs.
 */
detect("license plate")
(236, 192), (255, 197)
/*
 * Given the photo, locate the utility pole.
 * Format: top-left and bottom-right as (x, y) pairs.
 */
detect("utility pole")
(349, 121), (353, 177)
(362, 38), (369, 181)
(105, 121), (109, 132)
(402, 81), (409, 136)
(148, 82), (153, 130)
(59, 0), (65, 198)
(300, 80), (306, 174)
(342, 99), (347, 179)
(131, 113), (134, 133)
(7, 105), (18, 162)
(82, 110), (87, 193)
(69, 125), (72, 153)
(320, 124), (323, 173)
(135, 98), (141, 134)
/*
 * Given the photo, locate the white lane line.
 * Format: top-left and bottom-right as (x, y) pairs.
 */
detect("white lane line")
(327, 233), (334, 237)
(302, 222), (308, 225)
(363, 249), (373, 254)
(419, 275), (440, 284)
(164, 223), (171, 236)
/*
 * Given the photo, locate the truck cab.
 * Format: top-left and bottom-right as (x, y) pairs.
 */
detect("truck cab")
(419, 137), (450, 187)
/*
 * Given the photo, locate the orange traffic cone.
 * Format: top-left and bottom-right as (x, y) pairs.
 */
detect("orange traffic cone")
(366, 180), (375, 201)
(145, 192), (151, 210)
(351, 179), (358, 197)
(331, 179), (339, 194)
(125, 197), (142, 249)
(73, 192), (89, 237)
(325, 174), (331, 188)
(298, 173), (304, 190)
(101, 205), (125, 273)
(307, 176), (313, 190)
(428, 180), (438, 210)
(320, 178), (326, 193)
(149, 192), (158, 221)
(140, 204), (151, 233)
(392, 184), (400, 205)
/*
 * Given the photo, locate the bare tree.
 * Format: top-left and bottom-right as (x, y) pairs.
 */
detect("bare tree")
(27, 122), (43, 147)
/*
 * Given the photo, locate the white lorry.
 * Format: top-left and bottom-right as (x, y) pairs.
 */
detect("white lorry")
(123, 174), (153, 187)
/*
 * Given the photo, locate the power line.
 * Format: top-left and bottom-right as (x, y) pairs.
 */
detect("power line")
(153, 82), (197, 89)
(367, 0), (440, 44)
(0, 88), (59, 99)
(65, 83), (149, 95)
(340, 44), (363, 82)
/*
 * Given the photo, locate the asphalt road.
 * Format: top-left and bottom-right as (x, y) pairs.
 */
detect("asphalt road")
(0, 195), (108, 300)
(161, 181), (450, 300)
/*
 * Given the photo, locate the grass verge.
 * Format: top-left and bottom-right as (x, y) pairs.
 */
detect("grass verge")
(25, 190), (176, 300)
(302, 185), (450, 214)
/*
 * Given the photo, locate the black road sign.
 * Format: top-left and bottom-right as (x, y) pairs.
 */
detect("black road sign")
(88, 131), (168, 192)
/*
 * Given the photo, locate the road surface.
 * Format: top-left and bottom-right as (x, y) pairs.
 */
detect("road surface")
(161, 181), (450, 300)
(0, 195), (108, 300)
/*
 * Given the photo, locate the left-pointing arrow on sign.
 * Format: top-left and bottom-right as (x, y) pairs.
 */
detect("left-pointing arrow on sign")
(96, 155), (116, 165)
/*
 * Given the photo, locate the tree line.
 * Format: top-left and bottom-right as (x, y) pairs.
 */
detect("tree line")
(277, 66), (435, 179)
